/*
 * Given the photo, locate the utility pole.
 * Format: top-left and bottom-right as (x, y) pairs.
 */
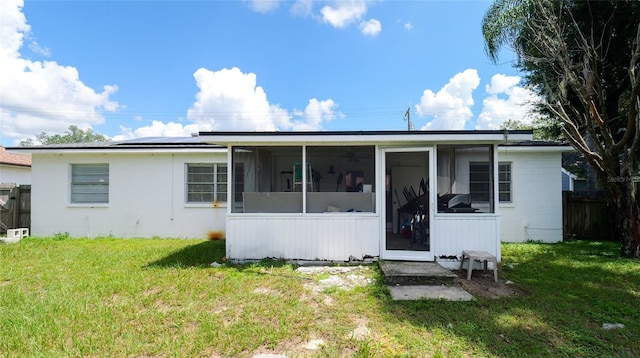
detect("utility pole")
(404, 107), (413, 131)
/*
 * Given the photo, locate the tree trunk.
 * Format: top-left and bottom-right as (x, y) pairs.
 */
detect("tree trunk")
(608, 166), (640, 258)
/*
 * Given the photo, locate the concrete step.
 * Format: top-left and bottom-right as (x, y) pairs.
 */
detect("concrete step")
(378, 261), (458, 286)
(387, 285), (474, 301)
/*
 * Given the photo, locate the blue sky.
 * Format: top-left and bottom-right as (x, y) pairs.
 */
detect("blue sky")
(0, 0), (538, 146)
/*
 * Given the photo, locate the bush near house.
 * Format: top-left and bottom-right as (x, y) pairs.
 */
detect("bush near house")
(0, 238), (638, 357)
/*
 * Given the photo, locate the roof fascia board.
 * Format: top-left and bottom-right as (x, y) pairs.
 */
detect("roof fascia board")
(199, 132), (533, 146)
(15, 148), (226, 155)
(0, 162), (31, 168)
(498, 146), (573, 153)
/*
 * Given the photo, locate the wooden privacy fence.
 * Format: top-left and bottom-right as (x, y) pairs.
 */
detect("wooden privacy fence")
(562, 191), (610, 240)
(0, 184), (31, 233)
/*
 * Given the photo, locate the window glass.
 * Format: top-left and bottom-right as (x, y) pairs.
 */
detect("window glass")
(186, 163), (227, 203)
(498, 163), (512, 202)
(469, 162), (490, 202)
(306, 146), (376, 213)
(232, 147), (302, 213)
(71, 164), (109, 203)
(436, 145), (494, 213)
(230, 146), (376, 214)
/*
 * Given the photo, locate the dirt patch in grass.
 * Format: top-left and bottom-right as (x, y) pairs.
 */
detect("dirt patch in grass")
(297, 265), (374, 292)
(453, 269), (526, 299)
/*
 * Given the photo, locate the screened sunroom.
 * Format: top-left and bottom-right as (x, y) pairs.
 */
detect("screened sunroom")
(230, 145), (376, 214)
(198, 130), (531, 266)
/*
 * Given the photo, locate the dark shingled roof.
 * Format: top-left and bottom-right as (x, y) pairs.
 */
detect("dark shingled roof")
(7, 137), (224, 151)
(499, 140), (571, 147)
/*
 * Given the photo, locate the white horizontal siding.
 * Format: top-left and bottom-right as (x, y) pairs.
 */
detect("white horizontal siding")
(432, 215), (500, 269)
(226, 214), (379, 261)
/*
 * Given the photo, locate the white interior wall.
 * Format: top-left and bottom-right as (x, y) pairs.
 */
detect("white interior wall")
(436, 148), (490, 195)
(31, 151), (226, 238)
(499, 150), (563, 242)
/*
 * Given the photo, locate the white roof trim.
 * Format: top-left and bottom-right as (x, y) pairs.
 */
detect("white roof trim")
(199, 131), (533, 145)
(24, 148), (227, 155)
(498, 145), (573, 153)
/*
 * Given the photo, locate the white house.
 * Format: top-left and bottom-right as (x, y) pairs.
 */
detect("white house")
(197, 130), (571, 268)
(15, 137), (227, 239)
(0, 146), (32, 185)
(12, 131), (570, 268)
(498, 141), (569, 243)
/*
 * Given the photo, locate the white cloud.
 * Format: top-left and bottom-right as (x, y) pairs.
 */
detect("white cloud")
(415, 69), (481, 130)
(247, 0), (281, 13)
(28, 40), (50, 57)
(186, 67), (340, 132)
(186, 67), (289, 131)
(290, 0), (378, 36)
(291, 0), (314, 17)
(360, 19), (381, 36)
(320, 0), (368, 28)
(404, 22), (413, 31)
(291, 98), (343, 130)
(112, 121), (200, 141)
(0, 0), (29, 57)
(112, 67), (342, 140)
(0, 0), (119, 145)
(476, 74), (540, 129)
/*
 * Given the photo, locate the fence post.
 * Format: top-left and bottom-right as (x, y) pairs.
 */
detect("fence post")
(12, 186), (21, 229)
(562, 191), (568, 240)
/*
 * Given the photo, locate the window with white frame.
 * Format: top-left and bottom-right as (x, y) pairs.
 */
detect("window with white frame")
(71, 164), (109, 203)
(234, 162), (245, 204)
(186, 163), (227, 203)
(498, 162), (512, 203)
(468, 161), (512, 203)
(469, 162), (491, 202)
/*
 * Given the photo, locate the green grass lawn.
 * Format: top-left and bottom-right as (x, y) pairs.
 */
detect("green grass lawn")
(1, 238), (638, 357)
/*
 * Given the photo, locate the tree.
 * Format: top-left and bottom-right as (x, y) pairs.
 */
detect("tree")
(20, 125), (109, 146)
(500, 118), (562, 140)
(483, 0), (640, 257)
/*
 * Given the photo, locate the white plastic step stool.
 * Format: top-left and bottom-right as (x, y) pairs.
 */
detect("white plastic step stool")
(459, 250), (498, 282)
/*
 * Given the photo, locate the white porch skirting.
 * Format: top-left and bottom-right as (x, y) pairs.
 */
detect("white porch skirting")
(226, 214), (380, 261)
(432, 214), (501, 268)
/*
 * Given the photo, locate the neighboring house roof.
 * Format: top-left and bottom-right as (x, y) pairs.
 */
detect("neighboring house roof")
(0, 146), (31, 167)
(561, 167), (578, 179)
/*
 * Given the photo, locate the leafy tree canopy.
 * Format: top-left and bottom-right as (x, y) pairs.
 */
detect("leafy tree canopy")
(20, 125), (110, 146)
(500, 118), (562, 141)
(483, 0), (640, 256)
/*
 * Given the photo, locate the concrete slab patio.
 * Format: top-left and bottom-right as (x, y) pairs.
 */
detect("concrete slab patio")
(378, 261), (474, 301)
(388, 285), (474, 301)
(378, 261), (458, 285)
